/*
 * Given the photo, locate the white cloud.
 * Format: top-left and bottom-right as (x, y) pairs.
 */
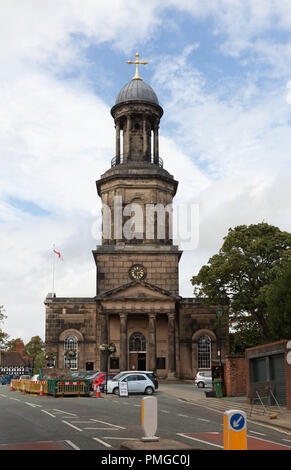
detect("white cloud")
(1, 1), (291, 342)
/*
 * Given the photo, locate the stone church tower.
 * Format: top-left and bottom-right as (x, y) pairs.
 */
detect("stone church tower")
(45, 56), (229, 378)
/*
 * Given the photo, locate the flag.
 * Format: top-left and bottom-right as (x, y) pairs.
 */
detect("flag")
(53, 249), (63, 260)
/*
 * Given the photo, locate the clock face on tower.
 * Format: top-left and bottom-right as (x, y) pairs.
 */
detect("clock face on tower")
(129, 264), (146, 281)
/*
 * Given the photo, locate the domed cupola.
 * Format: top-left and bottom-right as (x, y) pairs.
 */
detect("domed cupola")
(110, 53), (163, 167)
(115, 78), (159, 106)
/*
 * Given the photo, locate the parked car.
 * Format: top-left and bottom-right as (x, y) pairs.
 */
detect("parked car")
(92, 372), (117, 391)
(30, 374), (40, 381)
(107, 372), (155, 396)
(71, 370), (92, 378)
(107, 371), (158, 390)
(194, 371), (212, 388)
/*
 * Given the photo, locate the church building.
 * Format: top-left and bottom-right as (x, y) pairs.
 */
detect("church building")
(45, 54), (229, 379)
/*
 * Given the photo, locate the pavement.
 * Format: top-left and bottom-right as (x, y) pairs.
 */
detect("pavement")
(157, 383), (291, 434)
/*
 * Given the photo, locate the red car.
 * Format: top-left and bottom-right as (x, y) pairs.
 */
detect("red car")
(93, 373), (117, 391)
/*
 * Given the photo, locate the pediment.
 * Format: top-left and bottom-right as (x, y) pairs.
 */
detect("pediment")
(96, 280), (179, 301)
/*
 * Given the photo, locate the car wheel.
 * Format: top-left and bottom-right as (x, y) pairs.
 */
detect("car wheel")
(113, 388), (119, 396)
(197, 382), (205, 388)
(145, 386), (154, 395)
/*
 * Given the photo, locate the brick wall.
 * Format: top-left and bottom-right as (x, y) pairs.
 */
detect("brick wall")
(286, 341), (291, 410)
(224, 355), (246, 397)
(245, 340), (291, 410)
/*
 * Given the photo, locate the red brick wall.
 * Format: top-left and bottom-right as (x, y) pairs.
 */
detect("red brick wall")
(224, 355), (246, 397)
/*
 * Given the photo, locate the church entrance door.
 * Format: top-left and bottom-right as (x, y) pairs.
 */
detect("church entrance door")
(129, 332), (147, 371)
(128, 352), (146, 370)
(138, 353), (146, 370)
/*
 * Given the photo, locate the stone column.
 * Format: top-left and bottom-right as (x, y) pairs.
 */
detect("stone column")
(167, 312), (176, 378)
(100, 312), (108, 371)
(153, 124), (159, 164)
(143, 117), (148, 157)
(119, 313), (128, 371)
(148, 313), (157, 372)
(115, 121), (120, 164)
(126, 115), (131, 160)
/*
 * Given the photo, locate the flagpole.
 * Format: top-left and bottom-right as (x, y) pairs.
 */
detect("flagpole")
(52, 244), (55, 294)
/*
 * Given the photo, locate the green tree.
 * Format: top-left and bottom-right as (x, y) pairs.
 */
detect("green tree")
(265, 262), (291, 341)
(0, 305), (9, 349)
(23, 336), (45, 358)
(23, 336), (46, 374)
(5, 337), (23, 351)
(191, 222), (291, 344)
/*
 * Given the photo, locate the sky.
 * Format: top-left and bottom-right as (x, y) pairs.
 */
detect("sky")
(1, 0), (291, 343)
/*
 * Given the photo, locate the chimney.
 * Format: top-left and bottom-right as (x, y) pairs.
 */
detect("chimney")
(15, 340), (24, 356)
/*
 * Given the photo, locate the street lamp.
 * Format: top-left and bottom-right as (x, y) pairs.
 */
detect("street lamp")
(99, 343), (117, 394)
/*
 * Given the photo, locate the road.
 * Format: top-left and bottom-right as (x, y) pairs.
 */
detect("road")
(1, 384), (291, 451)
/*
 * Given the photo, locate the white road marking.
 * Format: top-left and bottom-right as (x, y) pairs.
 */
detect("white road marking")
(41, 410), (56, 418)
(282, 439), (291, 444)
(92, 437), (112, 448)
(249, 430), (266, 436)
(65, 440), (80, 450)
(161, 410), (170, 414)
(84, 427), (120, 431)
(197, 418), (210, 422)
(177, 433), (223, 449)
(62, 420), (83, 431)
(53, 409), (77, 416)
(90, 419), (126, 430)
(25, 402), (38, 407)
(69, 421), (93, 424)
(103, 437), (139, 440)
(9, 397), (20, 401)
(0, 394), (6, 397)
(178, 414), (188, 418)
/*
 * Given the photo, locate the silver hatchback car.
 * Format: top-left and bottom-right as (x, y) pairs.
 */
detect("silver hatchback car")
(194, 371), (212, 388)
(107, 372), (155, 395)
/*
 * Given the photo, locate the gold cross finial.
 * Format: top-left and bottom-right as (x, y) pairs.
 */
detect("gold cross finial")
(127, 52), (148, 80)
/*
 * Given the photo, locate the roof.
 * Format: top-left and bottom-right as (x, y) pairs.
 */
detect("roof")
(115, 78), (159, 105)
(0, 351), (33, 367)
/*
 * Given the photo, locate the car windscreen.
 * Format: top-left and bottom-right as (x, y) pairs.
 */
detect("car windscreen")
(111, 372), (127, 381)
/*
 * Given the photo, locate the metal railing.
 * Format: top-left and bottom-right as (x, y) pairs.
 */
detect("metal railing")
(111, 154), (163, 168)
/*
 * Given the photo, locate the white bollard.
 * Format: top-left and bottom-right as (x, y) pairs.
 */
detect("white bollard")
(141, 396), (159, 442)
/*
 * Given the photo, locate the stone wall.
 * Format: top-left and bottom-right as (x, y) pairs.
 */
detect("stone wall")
(94, 251), (180, 294)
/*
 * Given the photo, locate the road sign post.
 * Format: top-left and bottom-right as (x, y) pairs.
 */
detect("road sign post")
(224, 410), (247, 450)
(141, 396), (159, 442)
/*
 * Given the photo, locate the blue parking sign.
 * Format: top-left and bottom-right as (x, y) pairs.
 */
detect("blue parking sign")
(230, 413), (245, 431)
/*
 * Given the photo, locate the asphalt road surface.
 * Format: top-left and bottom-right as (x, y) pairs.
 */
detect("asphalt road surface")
(1, 384), (291, 451)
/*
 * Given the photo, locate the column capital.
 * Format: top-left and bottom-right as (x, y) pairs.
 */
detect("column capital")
(167, 312), (176, 319)
(119, 312), (128, 319)
(148, 312), (157, 319)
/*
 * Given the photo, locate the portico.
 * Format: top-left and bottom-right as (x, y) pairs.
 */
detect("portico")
(97, 281), (179, 376)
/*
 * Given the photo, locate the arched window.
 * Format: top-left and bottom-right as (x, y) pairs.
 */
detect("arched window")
(129, 332), (146, 352)
(198, 335), (211, 369)
(64, 334), (78, 369)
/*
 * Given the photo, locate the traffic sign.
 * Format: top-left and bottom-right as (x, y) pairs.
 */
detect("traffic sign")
(224, 410), (247, 450)
(230, 413), (245, 431)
